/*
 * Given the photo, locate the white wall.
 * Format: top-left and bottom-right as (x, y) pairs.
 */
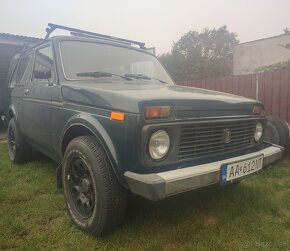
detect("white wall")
(233, 34), (290, 75)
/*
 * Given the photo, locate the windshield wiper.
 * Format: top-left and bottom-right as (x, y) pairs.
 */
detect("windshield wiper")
(77, 71), (132, 81)
(124, 73), (166, 83)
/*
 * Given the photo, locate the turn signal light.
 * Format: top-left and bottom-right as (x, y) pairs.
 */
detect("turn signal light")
(111, 111), (125, 121)
(145, 106), (171, 119)
(253, 105), (264, 115)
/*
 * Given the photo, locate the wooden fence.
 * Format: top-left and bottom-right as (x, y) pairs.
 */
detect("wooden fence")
(177, 69), (290, 123)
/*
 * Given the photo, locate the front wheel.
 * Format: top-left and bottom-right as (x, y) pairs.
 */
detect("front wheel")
(62, 136), (128, 235)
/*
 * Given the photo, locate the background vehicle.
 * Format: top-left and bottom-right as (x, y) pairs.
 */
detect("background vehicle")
(6, 24), (284, 235)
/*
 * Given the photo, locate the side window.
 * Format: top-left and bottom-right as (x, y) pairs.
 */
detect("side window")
(13, 54), (33, 85)
(33, 46), (55, 82)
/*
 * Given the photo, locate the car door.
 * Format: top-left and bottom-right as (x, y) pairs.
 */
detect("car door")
(22, 44), (56, 152)
(9, 52), (34, 131)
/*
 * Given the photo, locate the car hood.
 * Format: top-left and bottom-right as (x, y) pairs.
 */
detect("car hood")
(62, 82), (260, 117)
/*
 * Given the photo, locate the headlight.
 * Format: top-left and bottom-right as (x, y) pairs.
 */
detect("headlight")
(254, 122), (263, 142)
(149, 130), (170, 160)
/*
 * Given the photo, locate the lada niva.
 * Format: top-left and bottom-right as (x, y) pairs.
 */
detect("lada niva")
(6, 24), (283, 235)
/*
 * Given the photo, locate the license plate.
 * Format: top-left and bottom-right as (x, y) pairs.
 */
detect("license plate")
(220, 155), (264, 184)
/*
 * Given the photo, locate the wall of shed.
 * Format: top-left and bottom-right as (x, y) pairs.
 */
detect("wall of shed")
(0, 44), (22, 114)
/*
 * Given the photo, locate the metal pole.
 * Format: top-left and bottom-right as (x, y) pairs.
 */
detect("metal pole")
(256, 74), (259, 101)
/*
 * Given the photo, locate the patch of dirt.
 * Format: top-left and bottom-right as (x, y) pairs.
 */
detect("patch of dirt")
(163, 243), (178, 251)
(199, 212), (218, 226)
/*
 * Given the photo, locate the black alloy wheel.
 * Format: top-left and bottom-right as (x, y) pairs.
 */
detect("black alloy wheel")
(7, 118), (31, 164)
(67, 157), (95, 218)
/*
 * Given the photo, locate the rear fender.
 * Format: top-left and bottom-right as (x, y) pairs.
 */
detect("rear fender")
(7, 105), (17, 121)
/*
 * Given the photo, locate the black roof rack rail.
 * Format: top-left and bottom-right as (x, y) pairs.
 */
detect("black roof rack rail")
(70, 31), (132, 46)
(45, 23), (146, 49)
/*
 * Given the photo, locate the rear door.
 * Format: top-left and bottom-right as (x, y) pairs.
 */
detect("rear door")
(22, 44), (56, 151)
(9, 52), (34, 129)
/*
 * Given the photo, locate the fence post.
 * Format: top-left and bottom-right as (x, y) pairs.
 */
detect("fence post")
(255, 74), (259, 101)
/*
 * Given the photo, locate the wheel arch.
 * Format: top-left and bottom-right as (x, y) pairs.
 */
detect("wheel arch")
(60, 114), (126, 187)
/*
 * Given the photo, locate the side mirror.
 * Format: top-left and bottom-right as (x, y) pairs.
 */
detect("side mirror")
(33, 70), (51, 80)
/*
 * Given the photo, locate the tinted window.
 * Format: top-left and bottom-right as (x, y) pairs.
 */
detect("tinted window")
(33, 46), (55, 82)
(14, 54), (33, 85)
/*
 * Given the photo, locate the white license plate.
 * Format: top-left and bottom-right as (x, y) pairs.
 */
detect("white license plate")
(220, 155), (264, 184)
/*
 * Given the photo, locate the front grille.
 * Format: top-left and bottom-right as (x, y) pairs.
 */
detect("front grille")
(179, 120), (257, 160)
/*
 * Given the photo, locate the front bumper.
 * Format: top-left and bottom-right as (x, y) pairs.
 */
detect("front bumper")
(124, 144), (284, 200)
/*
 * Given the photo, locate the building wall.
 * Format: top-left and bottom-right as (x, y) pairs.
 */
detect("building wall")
(233, 34), (290, 75)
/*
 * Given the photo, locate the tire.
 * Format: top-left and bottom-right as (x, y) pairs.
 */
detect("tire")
(267, 117), (289, 147)
(7, 118), (31, 164)
(264, 121), (280, 145)
(267, 116), (289, 150)
(284, 122), (290, 151)
(62, 136), (128, 235)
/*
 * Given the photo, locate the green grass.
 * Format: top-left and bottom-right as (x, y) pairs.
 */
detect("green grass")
(0, 142), (290, 251)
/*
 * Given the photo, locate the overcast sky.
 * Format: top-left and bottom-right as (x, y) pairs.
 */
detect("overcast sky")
(0, 0), (289, 54)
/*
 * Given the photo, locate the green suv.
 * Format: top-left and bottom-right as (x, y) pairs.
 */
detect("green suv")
(6, 24), (283, 235)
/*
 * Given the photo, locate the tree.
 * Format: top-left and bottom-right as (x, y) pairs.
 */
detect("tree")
(159, 26), (239, 81)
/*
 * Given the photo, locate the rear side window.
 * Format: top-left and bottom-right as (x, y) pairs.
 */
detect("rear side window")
(33, 46), (55, 82)
(14, 54), (33, 85)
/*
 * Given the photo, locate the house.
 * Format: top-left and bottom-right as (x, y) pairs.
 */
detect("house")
(233, 33), (290, 75)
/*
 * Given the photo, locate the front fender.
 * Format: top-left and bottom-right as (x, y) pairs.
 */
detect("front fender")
(60, 113), (126, 185)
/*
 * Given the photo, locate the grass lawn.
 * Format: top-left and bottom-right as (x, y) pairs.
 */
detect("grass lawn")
(0, 142), (290, 250)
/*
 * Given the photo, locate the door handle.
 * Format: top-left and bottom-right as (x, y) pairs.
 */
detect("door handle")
(24, 89), (30, 96)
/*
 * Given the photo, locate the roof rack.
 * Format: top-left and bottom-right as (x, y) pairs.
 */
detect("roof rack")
(70, 31), (132, 46)
(45, 23), (146, 49)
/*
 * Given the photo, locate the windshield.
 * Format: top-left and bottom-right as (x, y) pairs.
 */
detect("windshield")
(60, 41), (174, 84)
